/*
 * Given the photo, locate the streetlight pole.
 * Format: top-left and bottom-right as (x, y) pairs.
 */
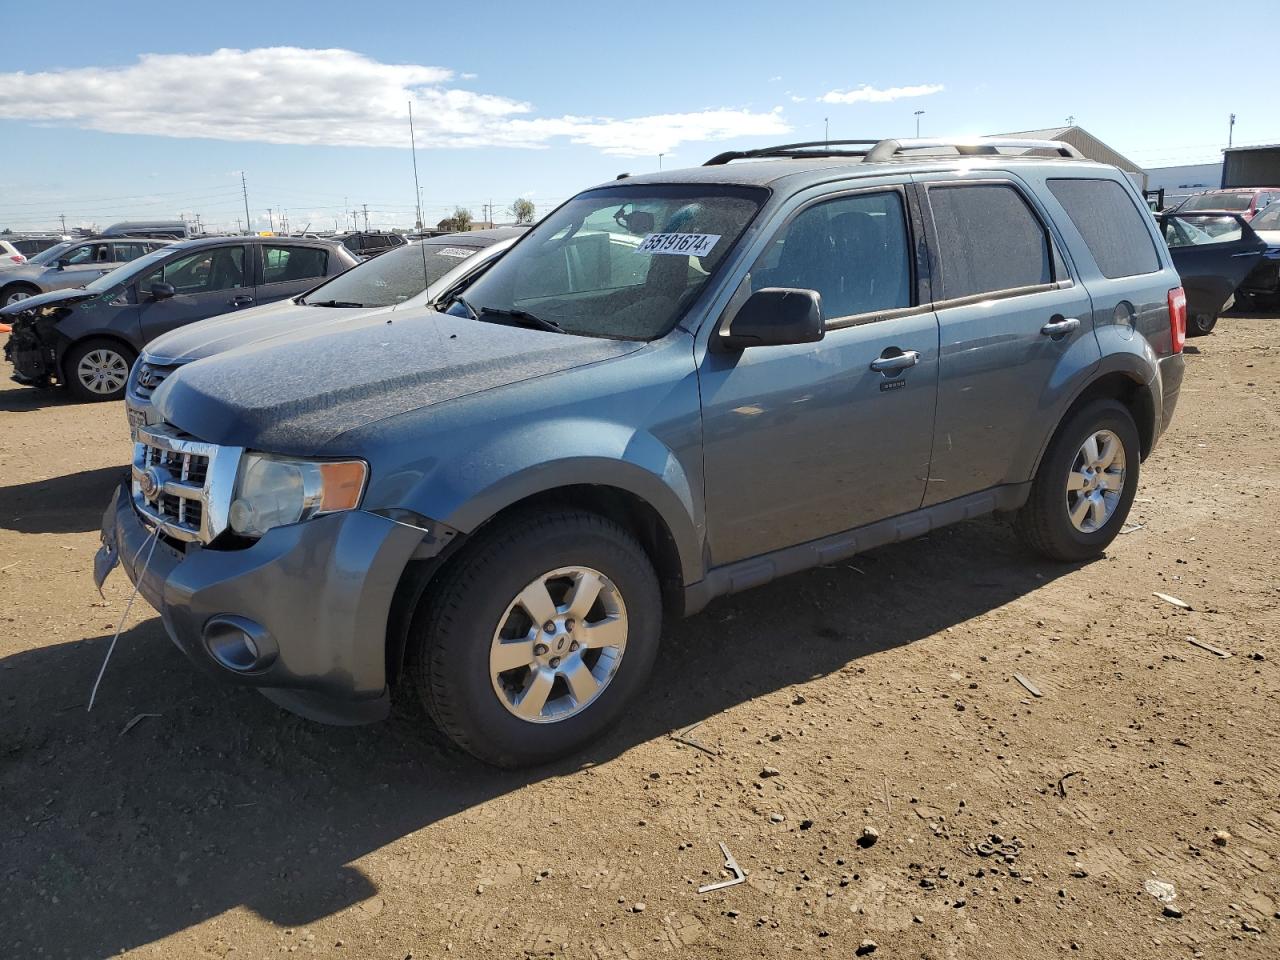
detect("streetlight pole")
(1228, 113), (1236, 148)
(658, 153), (664, 170)
(824, 118), (829, 147)
(408, 100), (425, 231)
(914, 110), (925, 138)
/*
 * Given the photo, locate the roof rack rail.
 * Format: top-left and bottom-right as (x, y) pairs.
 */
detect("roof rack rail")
(704, 140), (879, 165)
(704, 137), (1084, 166)
(864, 137), (1084, 162)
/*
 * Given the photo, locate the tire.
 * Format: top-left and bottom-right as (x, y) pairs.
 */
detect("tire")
(1186, 310), (1217, 336)
(1, 283), (40, 306)
(1015, 399), (1140, 562)
(409, 509), (662, 768)
(63, 338), (136, 402)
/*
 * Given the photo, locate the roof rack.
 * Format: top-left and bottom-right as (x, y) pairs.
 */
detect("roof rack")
(704, 137), (1085, 166)
(704, 140), (880, 165)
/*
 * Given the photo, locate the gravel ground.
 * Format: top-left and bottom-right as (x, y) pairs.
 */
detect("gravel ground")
(2, 314), (1278, 960)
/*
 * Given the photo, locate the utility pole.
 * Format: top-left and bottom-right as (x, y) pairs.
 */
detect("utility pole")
(1228, 113), (1236, 148)
(241, 172), (251, 235)
(824, 117), (829, 147)
(235, 217), (242, 233)
(362, 203), (369, 231)
(59, 213), (67, 234)
(914, 110), (925, 137)
(267, 208), (275, 233)
(408, 100), (425, 231)
(658, 153), (664, 170)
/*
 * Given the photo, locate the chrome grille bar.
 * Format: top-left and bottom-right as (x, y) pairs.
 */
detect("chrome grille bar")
(131, 424), (242, 543)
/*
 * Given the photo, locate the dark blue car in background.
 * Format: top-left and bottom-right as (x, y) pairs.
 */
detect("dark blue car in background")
(3, 234), (358, 400)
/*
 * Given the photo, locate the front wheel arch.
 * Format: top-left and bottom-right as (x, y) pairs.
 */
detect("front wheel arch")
(384, 483), (684, 687)
(0, 282), (41, 305)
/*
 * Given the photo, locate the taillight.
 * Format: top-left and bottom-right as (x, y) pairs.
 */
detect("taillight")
(1167, 286), (1186, 354)
(7, 255), (24, 264)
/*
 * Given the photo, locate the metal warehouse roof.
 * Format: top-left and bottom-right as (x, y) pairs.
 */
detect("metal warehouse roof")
(999, 125), (1146, 186)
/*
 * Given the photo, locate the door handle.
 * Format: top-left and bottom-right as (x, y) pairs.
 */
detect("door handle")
(229, 295), (255, 307)
(1040, 317), (1080, 337)
(870, 349), (920, 372)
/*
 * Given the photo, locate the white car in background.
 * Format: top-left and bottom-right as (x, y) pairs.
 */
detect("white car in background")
(124, 227), (528, 422)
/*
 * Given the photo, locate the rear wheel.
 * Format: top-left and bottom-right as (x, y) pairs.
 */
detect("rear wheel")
(1015, 399), (1140, 562)
(63, 338), (136, 402)
(409, 509), (662, 767)
(1186, 309), (1217, 336)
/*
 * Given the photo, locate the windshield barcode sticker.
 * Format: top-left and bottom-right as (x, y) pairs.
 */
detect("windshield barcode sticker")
(637, 233), (720, 257)
(437, 247), (476, 259)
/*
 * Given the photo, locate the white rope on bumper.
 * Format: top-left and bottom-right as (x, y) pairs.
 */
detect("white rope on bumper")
(88, 528), (159, 712)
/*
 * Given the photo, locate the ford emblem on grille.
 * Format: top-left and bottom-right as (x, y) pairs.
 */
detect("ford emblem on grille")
(139, 466), (166, 502)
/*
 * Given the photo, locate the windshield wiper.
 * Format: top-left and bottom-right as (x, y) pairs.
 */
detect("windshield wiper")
(474, 305), (564, 333)
(305, 299), (364, 308)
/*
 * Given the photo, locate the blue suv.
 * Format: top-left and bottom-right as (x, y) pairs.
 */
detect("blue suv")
(96, 137), (1186, 766)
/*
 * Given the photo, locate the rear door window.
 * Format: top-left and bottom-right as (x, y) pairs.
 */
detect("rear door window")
(1048, 178), (1160, 278)
(927, 183), (1052, 300)
(750, 190), (913, 320)
(262, 245), (329, 284)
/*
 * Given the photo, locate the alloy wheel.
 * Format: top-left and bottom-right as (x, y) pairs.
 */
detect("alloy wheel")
(1065, 428), (1126, 533)
(489, 566), (628, 723)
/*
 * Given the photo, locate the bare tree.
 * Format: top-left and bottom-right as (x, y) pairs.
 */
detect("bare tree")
(508, 198), (536, 225)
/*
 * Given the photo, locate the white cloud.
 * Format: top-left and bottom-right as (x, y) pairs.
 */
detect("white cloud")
(819, 83), (944, 105)
(0, 47), (790, 158)
(790, 95), (808, 103)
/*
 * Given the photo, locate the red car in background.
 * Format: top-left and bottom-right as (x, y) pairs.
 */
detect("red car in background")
(1174, 187), (1280, 220)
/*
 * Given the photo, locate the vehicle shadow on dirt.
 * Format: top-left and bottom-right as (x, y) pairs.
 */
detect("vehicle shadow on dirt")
(0, 518), (1080, 956)
(0, 384), (85, 413)
(0, 465), (127, 534)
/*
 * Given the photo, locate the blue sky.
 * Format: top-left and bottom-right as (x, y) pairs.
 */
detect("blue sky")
(1, 0), (1273, 234)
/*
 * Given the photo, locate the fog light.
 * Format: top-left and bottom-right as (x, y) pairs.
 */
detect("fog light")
(203, 615), (277, 673)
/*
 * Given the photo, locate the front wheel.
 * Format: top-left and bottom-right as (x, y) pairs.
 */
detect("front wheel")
(1, 284), (39, 306)
(1015, 399), (1140, 562)
(63, 338), (136, 402)
(409, 509), (663, 767)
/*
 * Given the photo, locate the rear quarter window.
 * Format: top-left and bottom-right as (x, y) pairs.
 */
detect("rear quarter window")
(1047, 178), (1161, 279)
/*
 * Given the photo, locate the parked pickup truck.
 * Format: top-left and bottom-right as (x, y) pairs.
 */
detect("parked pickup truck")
(97, 137), (1186, 767)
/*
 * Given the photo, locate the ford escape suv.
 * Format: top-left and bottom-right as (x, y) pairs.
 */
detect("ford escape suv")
(96, 137), (1186, 767)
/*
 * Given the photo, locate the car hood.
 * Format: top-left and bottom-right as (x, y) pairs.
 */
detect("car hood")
(143, 297), (382, 362)
(0, 286), (97, 317)
(154, 309), (643, 452)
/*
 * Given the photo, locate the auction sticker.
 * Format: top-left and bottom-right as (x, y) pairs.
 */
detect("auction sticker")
(637, 233), (720, 257)
(437, 247), (476, 259)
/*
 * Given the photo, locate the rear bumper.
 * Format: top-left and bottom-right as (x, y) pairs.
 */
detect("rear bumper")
(100, 484), (429, 725)
(1157, 352), (1184, 438)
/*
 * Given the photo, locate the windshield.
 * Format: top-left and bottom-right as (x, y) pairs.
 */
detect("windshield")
(300, 240), (480, 307)
(29, 241), (75, 265)
(1181, 191), (1253, 212)
(79, 246), (174, 292)
(1252, 204), (1280, 231)
(452, 185), (765, 340)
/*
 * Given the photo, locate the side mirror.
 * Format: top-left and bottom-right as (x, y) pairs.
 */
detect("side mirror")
(149, 282), (176, 300)
(54, 259), (68, 270)
(716, 287), (824, 351)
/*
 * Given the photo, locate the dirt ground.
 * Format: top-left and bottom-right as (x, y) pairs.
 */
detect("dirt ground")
(2, 314), (1278, 960)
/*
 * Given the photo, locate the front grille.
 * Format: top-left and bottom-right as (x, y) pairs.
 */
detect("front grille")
(130, 359), (185, 403)
(131, 424), (242, 543)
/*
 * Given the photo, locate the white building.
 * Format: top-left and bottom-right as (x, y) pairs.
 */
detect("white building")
(1144, 162), (1223, 207)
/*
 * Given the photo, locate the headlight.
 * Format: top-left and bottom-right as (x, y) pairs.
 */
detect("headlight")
(228, 453), (367, 538)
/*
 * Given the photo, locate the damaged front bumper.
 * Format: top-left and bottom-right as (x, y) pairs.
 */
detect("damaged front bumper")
(97, 483), (432, 725)
(3, 319), (56, 387)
